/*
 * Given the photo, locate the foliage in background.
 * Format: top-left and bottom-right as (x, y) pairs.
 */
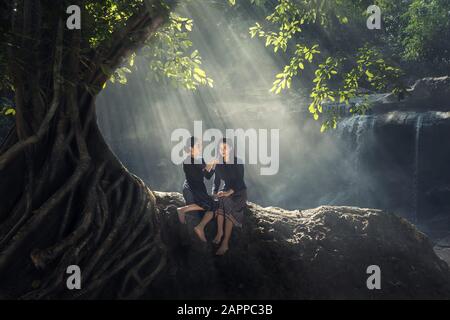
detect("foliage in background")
(142, 13), (213, 89)
(84, 0), (141, 48)
(0, 98), (15, 117)
(88, 1), (213, 90)
(245, 0), (406, 130)
(1, 0), (449, 131)
(380, 0), (450, 65)
(0, 1), (12, 93)
(0, 97), (14, 142)
(0, 1), (14, 130)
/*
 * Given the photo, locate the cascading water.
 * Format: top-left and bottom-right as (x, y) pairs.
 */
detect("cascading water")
(354, 117), (371, 168)
(353, 116), (368, 202)
(333, 110), (450, 223)
(413, 113), (424, 223)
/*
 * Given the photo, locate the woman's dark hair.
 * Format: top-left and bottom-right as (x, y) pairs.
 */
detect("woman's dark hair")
(221, 137), (233, 149)
(219, 137), (234, 156)
(185, 136), (199, 153)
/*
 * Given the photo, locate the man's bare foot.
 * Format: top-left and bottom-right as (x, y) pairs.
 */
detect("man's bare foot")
(194, 226), (207, 242)
(177, 208), (186, 224)
(216, 244), (229, 256)
(213, 233), (223, 244)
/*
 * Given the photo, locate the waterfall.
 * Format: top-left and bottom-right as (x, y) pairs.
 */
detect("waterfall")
(354, 117), (366, 178)
(331, 110), (450, 222)
(355, 116), (369, 157)
(350, 116), (372, 204)
(413, 113), (424, 223)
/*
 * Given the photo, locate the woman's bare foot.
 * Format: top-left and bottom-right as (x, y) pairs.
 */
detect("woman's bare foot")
(177, 208), (186, 224)
(194, 226), (207, 242)
(212, 233), (223, 244)
(216, 244), (229, 256)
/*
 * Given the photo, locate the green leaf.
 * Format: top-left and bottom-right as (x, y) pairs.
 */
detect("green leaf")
(5, 108), (16, 116)
(275, 85), (282, 94)
(194, 67), (206, 77)
(340, 16), (349, 24)
(193, 74), (202, 82)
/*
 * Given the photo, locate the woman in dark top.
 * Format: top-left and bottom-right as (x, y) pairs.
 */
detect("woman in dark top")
(177, 137), (218, 242)
(213, 138), (247, 255)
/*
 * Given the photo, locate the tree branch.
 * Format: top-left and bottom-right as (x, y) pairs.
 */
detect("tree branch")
(0, 20), (64, 170)
(87, 0), (174, 90)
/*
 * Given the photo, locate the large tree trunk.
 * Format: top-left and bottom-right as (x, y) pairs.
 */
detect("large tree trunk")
(0, 90), (167, 300)
(0, 0), (170, 299)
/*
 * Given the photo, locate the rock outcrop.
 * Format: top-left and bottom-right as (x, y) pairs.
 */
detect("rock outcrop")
(148, 192), (450, 299)
(370, 76), (450, 113)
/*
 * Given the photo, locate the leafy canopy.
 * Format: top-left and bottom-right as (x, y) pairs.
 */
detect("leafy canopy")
(1, 0), (449, 130)
(245, 0), (406, 131)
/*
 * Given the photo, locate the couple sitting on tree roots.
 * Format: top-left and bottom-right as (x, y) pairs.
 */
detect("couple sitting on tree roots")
(176, 137), (247, 256)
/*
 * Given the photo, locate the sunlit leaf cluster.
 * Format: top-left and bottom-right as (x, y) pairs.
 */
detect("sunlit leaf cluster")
(99, 10), (213, 91)
(308, 47), (404, 132)
(141, 13), (213, 90)
(249, 0), (329, 53)
(246, 0), (405, 131)
(85, 0), (142, 47)
(270, 44), (320, 94)
(0, 97), (15, 117)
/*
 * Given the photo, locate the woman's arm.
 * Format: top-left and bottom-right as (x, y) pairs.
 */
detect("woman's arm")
(218, 189), (234, 197)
